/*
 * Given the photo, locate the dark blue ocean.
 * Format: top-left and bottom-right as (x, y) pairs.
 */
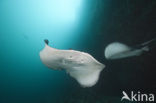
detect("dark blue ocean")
(0, 0), (156, 103)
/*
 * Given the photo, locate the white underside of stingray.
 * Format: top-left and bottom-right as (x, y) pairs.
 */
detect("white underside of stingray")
(39, 41), (105, 87)
(104, 42), (149, 60)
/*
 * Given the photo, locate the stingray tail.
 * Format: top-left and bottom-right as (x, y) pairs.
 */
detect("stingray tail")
(141, 46), (149, 52)
(141, 38), (156, 46)
(139, 37), (156, 51)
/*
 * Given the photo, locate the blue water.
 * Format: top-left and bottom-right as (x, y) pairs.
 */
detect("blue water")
(0, 0), (87, 102)
(1, 0), (156, 103)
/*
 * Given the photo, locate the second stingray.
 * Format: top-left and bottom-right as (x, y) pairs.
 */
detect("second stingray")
(104, 38), (156, 60)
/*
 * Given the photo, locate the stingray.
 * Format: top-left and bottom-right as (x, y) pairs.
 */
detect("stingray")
(40, 39), (105, 87)
(104, 38), (156, 60)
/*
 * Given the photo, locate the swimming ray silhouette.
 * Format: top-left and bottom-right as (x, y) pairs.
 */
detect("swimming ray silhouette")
(40, 40), (105, 87)
(104, 38), (156, 60)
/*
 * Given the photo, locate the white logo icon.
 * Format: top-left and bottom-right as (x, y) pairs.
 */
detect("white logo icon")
(121, 91), (131, 101)
(121, 91), (155, 102)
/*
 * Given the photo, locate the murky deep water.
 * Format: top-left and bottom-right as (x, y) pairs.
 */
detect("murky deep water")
(0, 0), (156, 103)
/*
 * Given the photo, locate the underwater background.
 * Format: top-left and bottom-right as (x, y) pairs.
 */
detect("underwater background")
(0, 0), (156, 103)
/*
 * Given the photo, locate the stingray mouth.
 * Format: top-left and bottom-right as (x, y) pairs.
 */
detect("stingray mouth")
(63, 57), (85, 65)
(62, 60), (85, 68)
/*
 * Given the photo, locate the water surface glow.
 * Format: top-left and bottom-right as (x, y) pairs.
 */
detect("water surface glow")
(0, 0), (85, 103)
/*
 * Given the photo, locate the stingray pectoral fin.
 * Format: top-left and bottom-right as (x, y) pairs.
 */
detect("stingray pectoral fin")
(40, 40), (60, 70)
(104, 42), (131, 59)
(66, 64), (105, 87)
